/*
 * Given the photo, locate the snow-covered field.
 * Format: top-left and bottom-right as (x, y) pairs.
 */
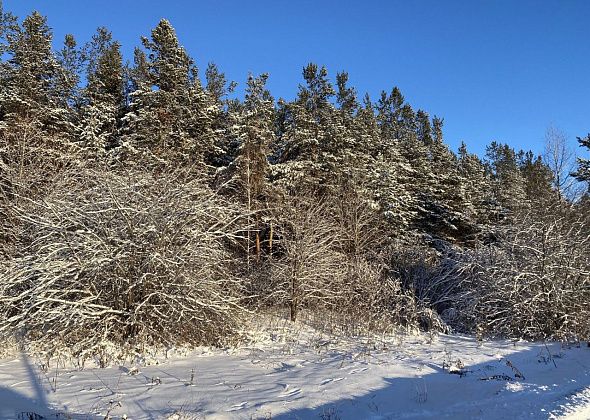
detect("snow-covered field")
(1, 318), (589, 419)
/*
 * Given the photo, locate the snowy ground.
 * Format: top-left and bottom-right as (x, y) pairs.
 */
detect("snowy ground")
(1, 317), (589, 419)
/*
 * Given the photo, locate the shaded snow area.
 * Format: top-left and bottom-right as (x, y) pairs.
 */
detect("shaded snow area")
(0, 321), (589, 419)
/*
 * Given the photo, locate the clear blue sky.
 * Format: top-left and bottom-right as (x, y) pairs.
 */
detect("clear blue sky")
(4, 0), (590, 157)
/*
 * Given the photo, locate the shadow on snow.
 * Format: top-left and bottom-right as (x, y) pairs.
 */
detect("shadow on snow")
(272, 339), (590, 420)
(0, 352), (87, 420)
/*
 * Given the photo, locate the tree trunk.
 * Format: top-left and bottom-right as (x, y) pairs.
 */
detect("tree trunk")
(290, 273), (297, 321)
(256, 231), (261, 261)
(269, 222), (274, 257)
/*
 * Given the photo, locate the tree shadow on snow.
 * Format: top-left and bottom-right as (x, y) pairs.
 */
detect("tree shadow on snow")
(272, 340), (590, 420)
(0, 352), (88, 420)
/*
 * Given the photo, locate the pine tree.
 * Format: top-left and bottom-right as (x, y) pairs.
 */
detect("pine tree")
(222, 74), (275, 265)
(272, 63), (338, 194)
(573, 134), (590, 188)
(485, 141), (528, 221)
(77, 27), (125, 156)
(519, 150), (555, 206)
(226, 73), (274, 201)
(120, 19), (215, 168)
(0, 11), (68, 132)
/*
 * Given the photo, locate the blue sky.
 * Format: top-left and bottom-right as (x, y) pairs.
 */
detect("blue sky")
(3, 0), (590, 157)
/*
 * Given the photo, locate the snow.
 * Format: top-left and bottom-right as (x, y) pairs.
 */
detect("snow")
(0, 320), (589, 419)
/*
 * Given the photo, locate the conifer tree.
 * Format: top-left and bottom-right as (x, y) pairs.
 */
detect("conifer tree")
(272, 63), (338, 193)
(519, 150), (555, 206)
(457, 142), (496, 237)
(360, 88), (415, 231)
(227, 73), (274, 201)
(78, 27), (125, 155)
(205, 62), (238, 168)
(415, 110), (433, 146)
(409, 115), (472, 242)
(573, 134), (590, 188)
(336, 71), (358, 119)
(485, 141), (528, 220)
(121, 19), (215, 168)
(223, 74), (275, 264)
(376, 87), (405, 140)
(0, 11), (67, 132)
(432, 116), (444, 143)
(331, 71), (363, 184)
(205, 62), (232, 105)
(0, 4), (18, 126)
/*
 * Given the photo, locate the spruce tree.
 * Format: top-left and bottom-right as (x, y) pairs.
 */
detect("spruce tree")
(409, 115), (472, 242)
(376, 87), (405, 140)
(336, 71), (358, 119)
(361, 99), (413, 232)
(457, 142), (495, 238)
(0, 4), (18, 125)
(415, 110), (433, 146)
(223, 74), (275, 264)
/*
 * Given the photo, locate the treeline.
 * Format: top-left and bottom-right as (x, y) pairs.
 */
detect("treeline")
(1, 9), (589, 357)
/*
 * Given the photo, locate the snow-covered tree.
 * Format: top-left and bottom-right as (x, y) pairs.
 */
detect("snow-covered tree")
(120, 19), (216, 168)
(0, 11), (72, 133)
(484, 141), (528, 220)
(272, 63), (339, 194)
(77, 27), (125, 156)
(573, 134), (590, 189)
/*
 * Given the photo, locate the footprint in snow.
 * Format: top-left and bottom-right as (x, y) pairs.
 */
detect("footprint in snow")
(226, 401), (248, 411)
(79, 386), (106, 393)
(274, 362), (295, 372)
(320, 377), (344, 386)
(279, 388), (302, 398)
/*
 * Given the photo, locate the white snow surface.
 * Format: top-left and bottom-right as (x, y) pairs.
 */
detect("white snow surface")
(0, 317), (589, 419)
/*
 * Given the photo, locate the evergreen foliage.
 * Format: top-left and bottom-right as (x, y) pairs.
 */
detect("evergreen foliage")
(574, 134), (590, 188)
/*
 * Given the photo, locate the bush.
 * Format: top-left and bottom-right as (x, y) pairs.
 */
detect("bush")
(444, 213), (590, 340)
(0, 167), (247, 357)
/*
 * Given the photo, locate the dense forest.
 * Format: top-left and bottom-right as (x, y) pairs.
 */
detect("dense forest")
(0, 7), (589, 358)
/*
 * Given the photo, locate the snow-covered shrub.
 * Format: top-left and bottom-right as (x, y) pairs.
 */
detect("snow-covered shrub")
(339, 256), (421, 333)
(385, 241), (454, 333)
(263, 196), (349, 322)
(0, 119), (75, 261)
(0, 167), (246, 356)
(445, 213), (590, 340)
(248, 194), (424, 333)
